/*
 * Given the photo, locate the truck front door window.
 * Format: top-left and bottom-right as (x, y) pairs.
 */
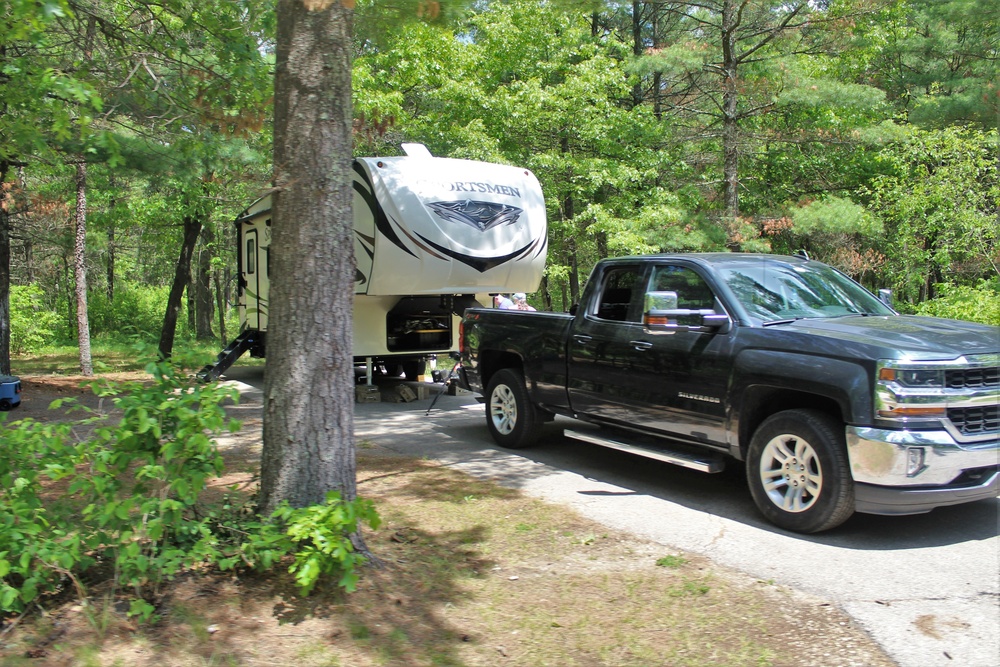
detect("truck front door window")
(651, 266), (716, 310)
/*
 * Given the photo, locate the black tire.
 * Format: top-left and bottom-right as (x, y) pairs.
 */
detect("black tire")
(746, 409), (855, 533)
(382, 363), (404, 377)
(485, 368), (543, 449)
(0, 399), (10, 411)
(402, 359), (424, 381)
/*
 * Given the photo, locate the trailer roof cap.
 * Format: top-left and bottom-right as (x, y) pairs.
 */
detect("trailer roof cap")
(401, 143), (433, 158)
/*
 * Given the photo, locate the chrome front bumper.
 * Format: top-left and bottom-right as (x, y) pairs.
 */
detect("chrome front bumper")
(847, 426), (999, 515)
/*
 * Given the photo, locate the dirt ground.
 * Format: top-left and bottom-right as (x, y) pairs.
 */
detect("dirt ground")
(0, 375), (899, 667)
(3, 374), (145, 419)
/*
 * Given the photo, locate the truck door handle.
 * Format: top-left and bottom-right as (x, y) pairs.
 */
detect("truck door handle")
(573, 334), (593, 345)
(629, 340), (652, 351)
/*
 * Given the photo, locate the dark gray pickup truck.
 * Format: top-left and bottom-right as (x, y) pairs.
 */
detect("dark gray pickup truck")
(458, 253), (999, 532)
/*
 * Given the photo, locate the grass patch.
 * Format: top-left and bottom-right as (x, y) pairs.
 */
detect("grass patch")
(656, 554), (689, 569)
(11, 339), (263, 376)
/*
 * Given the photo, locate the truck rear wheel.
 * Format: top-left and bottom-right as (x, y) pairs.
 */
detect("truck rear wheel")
(746, 409), (855, 533)
(486, 368), (543, 449)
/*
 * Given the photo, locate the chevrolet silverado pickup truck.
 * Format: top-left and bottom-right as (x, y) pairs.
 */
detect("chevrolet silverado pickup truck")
(458, 253), (1000, 533)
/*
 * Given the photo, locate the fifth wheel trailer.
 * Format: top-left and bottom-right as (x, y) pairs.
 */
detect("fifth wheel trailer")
(199, 143), (547, 381)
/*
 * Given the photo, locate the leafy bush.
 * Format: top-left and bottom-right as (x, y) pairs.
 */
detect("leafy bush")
(87, 282), (174, 339)
(915, 280), (1000, 325)
(9, 285), (60, 354)
(0, 349), (380, 620)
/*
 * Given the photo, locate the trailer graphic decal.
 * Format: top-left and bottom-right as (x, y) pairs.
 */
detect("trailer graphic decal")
(427, 200), (522, 232)
(415, 233), (543, 273)
(353, 169), (418, 259)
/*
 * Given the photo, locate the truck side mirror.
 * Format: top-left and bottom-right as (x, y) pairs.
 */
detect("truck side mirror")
(644, 291), (730, 333)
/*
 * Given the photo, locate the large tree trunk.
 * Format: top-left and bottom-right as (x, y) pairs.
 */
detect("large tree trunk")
(0, 162), (11, 375)
(260, 0), (356, 514)
(74, 163), (93, 376)
(157, 214), (202, 359)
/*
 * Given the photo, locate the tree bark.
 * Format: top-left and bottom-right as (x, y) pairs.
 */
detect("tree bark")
(195, 225), (215, 339)
(260, 0), (357, 514)
(0, 162), (11, 375)
(106, 223), (115, 302)
(632, 1), (644, 108)
(157, 214), (202, 359)
(74, 162), (93, 376)
(214, 261), (227, 345)
(720, 0), (741, 221)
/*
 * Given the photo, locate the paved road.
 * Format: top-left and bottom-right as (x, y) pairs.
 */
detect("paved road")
(223, 366), (999, 667)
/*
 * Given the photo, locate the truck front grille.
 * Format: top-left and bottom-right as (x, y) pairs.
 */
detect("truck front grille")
(948, 405), (1000, 436)
(946, 367), (999, 389)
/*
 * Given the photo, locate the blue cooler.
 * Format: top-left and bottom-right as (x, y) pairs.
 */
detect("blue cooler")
(0, 375), (21, 410)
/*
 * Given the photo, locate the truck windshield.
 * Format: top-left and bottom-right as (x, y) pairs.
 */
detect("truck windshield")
(716, 261), (894, 323)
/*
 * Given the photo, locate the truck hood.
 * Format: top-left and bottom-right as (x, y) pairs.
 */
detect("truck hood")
(781, 315), (1000, 360)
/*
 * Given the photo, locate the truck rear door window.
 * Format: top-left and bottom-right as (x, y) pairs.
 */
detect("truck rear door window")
(594, 267), (643, 322)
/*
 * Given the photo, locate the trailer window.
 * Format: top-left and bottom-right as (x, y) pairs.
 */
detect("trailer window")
(246, 239), (255, 274)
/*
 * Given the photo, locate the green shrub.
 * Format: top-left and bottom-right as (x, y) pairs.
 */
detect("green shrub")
(9, 285), (60, 354)
(915, 280), (1000, 326)
(87, 282), (174, 339)
(0, 348), (379, 620)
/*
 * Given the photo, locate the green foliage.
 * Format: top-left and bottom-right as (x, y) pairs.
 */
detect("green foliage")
(862, 126), (999, 302)
(0, 349), (379, 619)
(790, 196), (881, 236)
(275, 492), (382, 595)
(914, 281), (1000, 326)
(9, 286), (60, 355)
(86, 283), (173, 340)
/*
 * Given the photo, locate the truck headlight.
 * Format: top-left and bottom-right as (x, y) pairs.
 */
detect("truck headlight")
(877, 366), (944, 388)
(876, 360), (947, 420)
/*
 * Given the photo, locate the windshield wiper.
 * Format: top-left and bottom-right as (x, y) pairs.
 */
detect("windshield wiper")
(761, 318), (801, 327)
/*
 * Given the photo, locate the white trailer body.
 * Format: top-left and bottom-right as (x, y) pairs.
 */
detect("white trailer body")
(201, 145), (547, 380)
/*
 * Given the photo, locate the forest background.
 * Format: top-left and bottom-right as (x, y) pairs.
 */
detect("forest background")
(2, 0), (998, 375)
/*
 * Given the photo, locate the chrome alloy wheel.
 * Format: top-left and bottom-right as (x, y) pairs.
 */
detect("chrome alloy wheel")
(758, 434), (823, 512)
(489, 382), (518, 436)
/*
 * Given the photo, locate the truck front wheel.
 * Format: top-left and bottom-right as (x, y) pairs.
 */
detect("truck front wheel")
(485, 368), (543, 449)
(746, 409), (855, 533)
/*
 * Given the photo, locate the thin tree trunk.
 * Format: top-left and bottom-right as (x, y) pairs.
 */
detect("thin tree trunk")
(632, 1), (644, 108)
(106, 224), (115, 302)
(0, 161), (11, 375)
(186, 267), (196, 333)
(158, 214), (202, 359)
(215, 262), (227, 345)
(74, 162), (93, 376)
(261, 0), (357, 514)
(720, 0), (741, 222)
(196, 225), (215, 339)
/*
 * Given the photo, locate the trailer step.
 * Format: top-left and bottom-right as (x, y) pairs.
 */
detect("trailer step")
(564, 429), (725, 473)
(197, 330), (261, 382)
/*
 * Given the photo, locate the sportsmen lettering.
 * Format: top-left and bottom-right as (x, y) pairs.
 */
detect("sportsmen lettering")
(448, 182), (521, 198)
